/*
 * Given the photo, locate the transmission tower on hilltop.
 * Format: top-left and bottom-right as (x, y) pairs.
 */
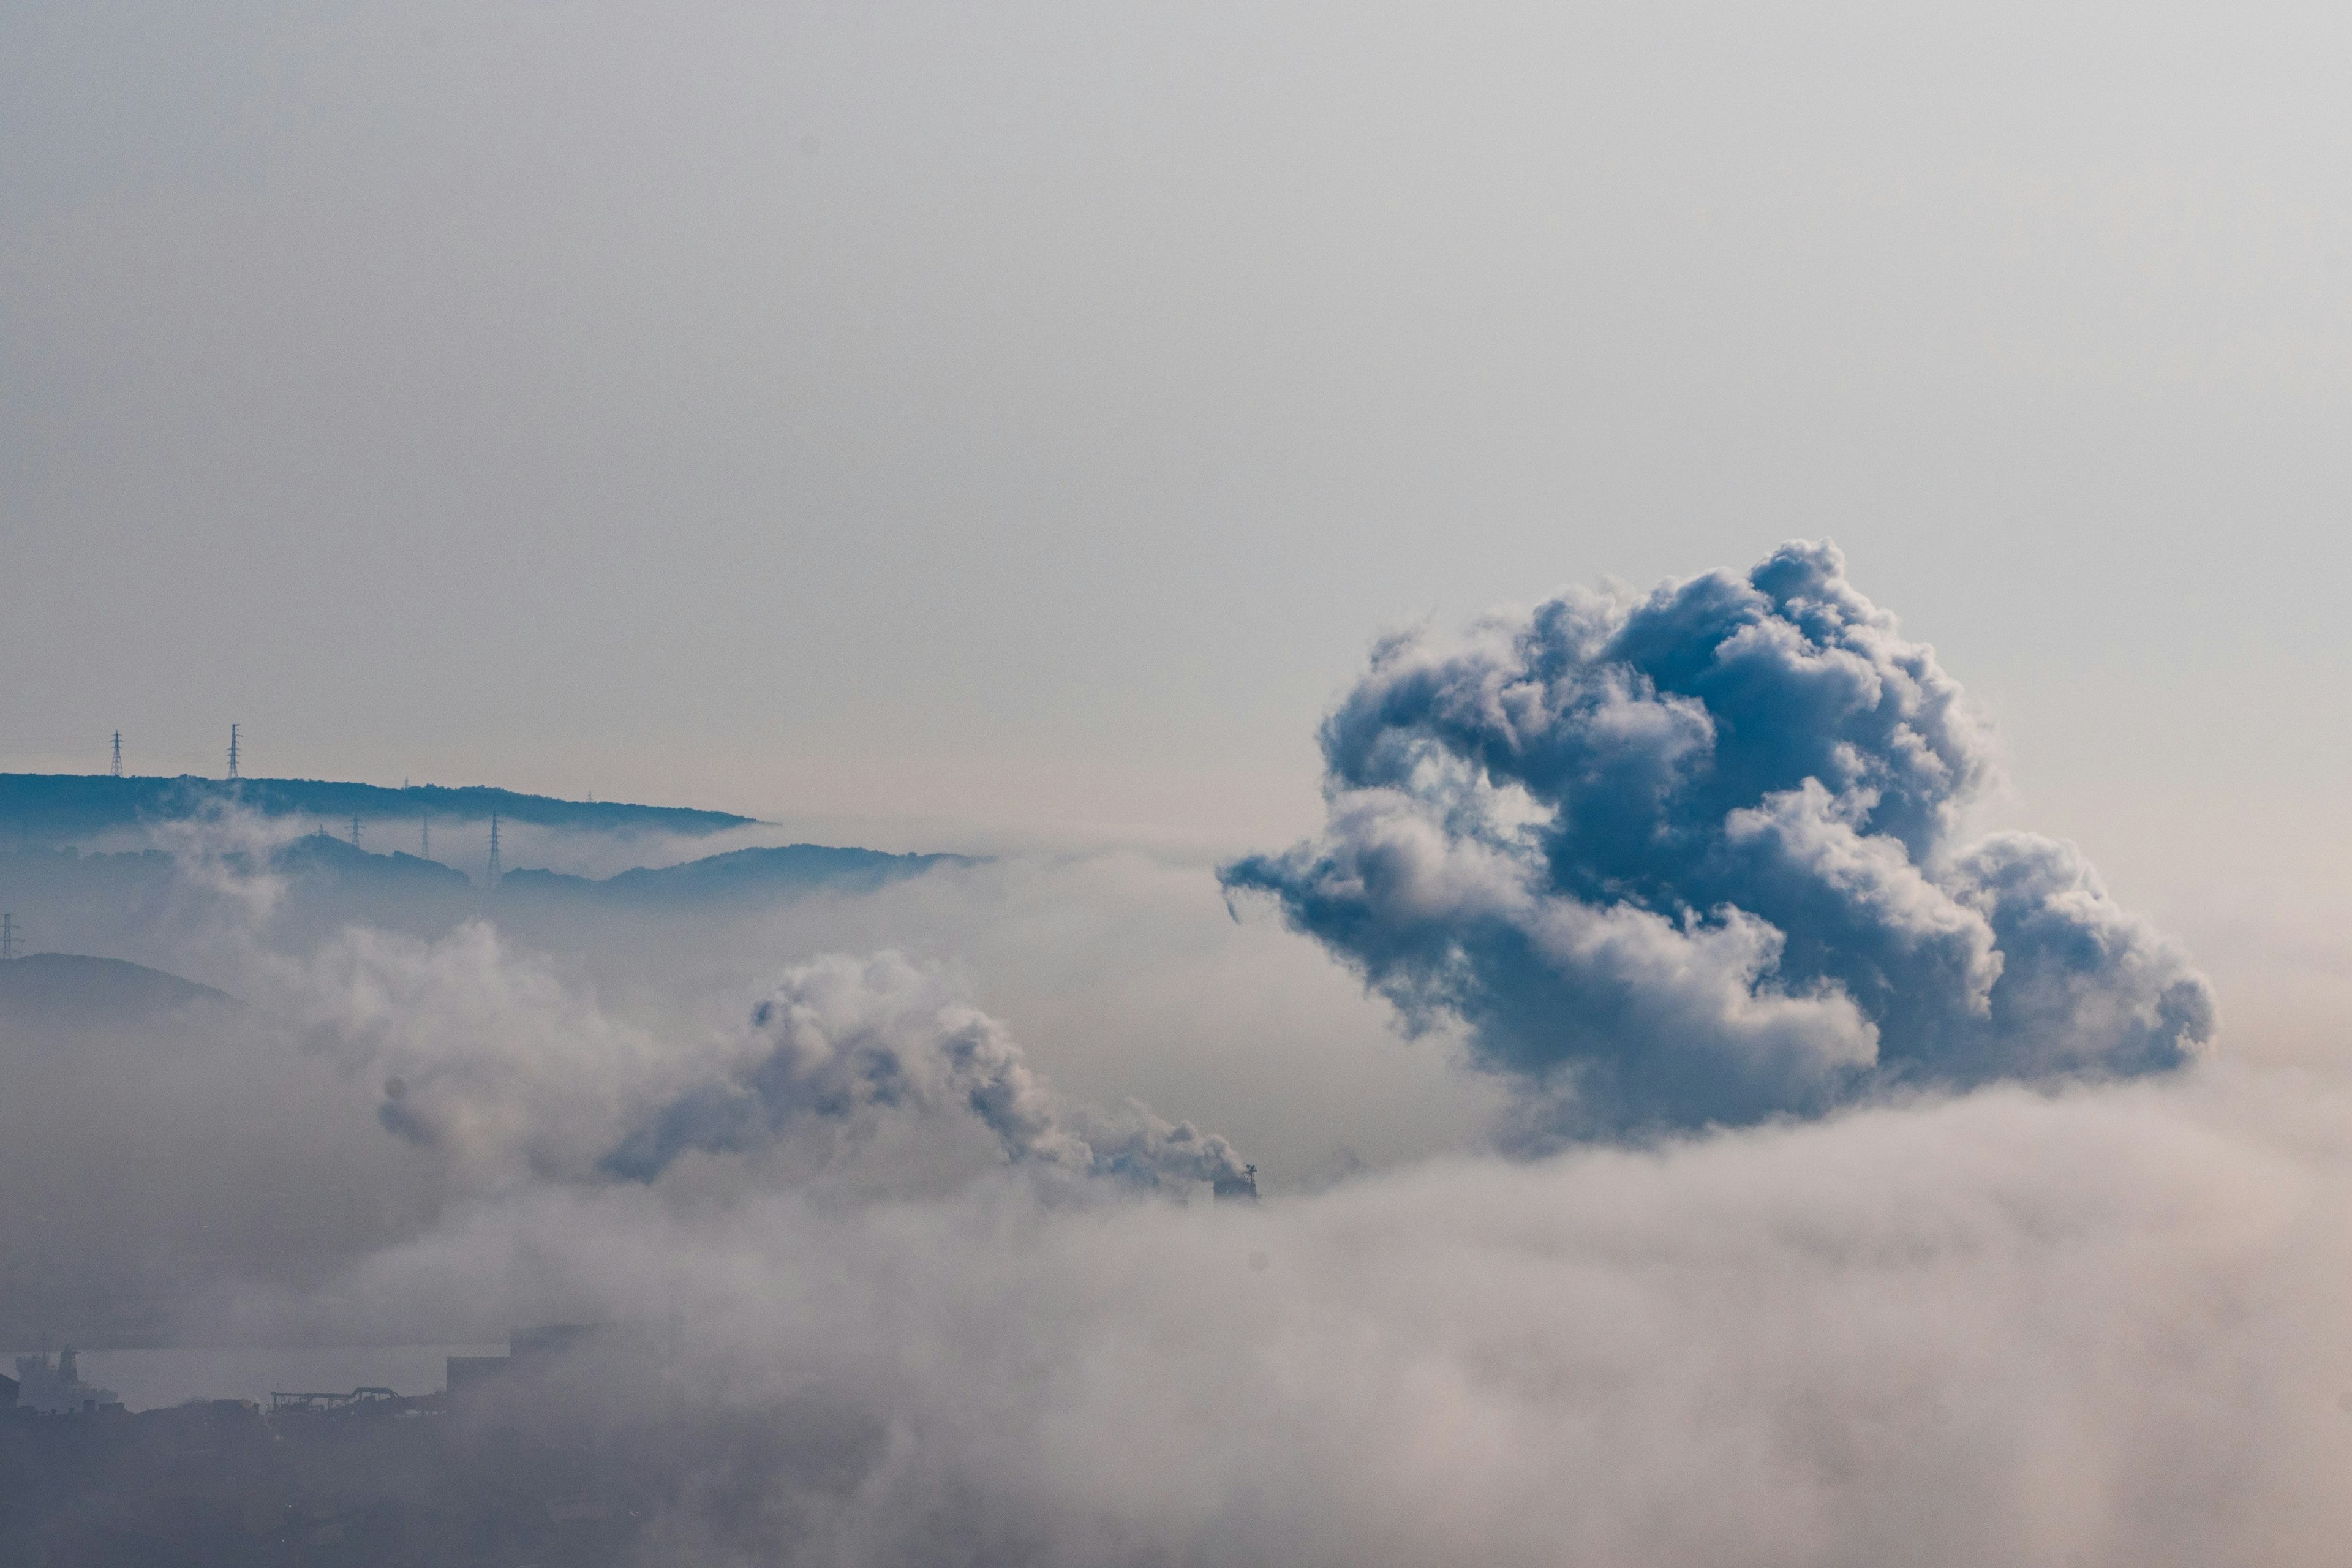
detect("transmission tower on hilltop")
(349, 815), (363, 848)
(485, 814), (502, 889)
(111, 732), (123, 777)
(227, 724), (241, 780)
(1, 914), (20, 962)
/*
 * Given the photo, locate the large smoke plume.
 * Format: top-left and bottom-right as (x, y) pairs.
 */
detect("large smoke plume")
(1224, 541), (2215, 1140)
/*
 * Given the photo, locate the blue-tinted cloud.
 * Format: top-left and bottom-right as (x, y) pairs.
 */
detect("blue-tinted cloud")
(1223, 541), (2214, 1142)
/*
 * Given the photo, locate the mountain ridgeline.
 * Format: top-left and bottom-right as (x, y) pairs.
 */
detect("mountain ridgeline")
(0, 775), (975, 963)
(268, 831), (971, 902)
(0, 773), (755, 843)
(499, 843), (971, 902)
(0, 829), (966, 911)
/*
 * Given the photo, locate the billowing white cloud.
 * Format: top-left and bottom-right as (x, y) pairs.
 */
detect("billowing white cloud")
(1225, 541), (2214, 1140)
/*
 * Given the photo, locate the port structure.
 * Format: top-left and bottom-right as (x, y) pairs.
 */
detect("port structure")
(268, 1387), (402, 1417)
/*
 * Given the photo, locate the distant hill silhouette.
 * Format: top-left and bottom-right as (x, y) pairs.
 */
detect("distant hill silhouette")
(500, 843), (971, 903)
(0, 818), (971, 949)
(0, 952), (235, 1023)
(247, 835), (964, 900)
(0, 774), (755, 844)
(272, 832), (473, 887)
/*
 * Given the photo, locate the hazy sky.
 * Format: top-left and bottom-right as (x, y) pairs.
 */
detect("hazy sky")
(5, 5), (2348, 921)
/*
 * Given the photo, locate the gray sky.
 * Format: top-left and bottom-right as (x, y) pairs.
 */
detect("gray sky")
(5, 4), (2348, 933)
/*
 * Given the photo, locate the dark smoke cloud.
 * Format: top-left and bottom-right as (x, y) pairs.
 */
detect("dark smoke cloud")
(1223, 541), (2215, 1140)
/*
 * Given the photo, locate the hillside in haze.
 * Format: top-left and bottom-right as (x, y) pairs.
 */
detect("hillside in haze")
(501, 843), (971, 903)
(0, 774), (755, 844)
(0, 834), (974, 966)
(258, 831), (967, 901)
(0, 952), (235, 1024)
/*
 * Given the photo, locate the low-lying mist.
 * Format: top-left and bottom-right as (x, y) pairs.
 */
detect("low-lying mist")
(137, 1059), (2352, 1566)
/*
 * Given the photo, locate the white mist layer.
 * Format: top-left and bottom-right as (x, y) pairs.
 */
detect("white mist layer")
(195, 1060), (2352, 1568)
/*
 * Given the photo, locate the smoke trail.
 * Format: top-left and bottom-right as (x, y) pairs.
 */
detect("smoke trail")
(601, 952), (1252, 1193)
(1224, 541), (2214, 1140)
(276, 922), (1252, 1198)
